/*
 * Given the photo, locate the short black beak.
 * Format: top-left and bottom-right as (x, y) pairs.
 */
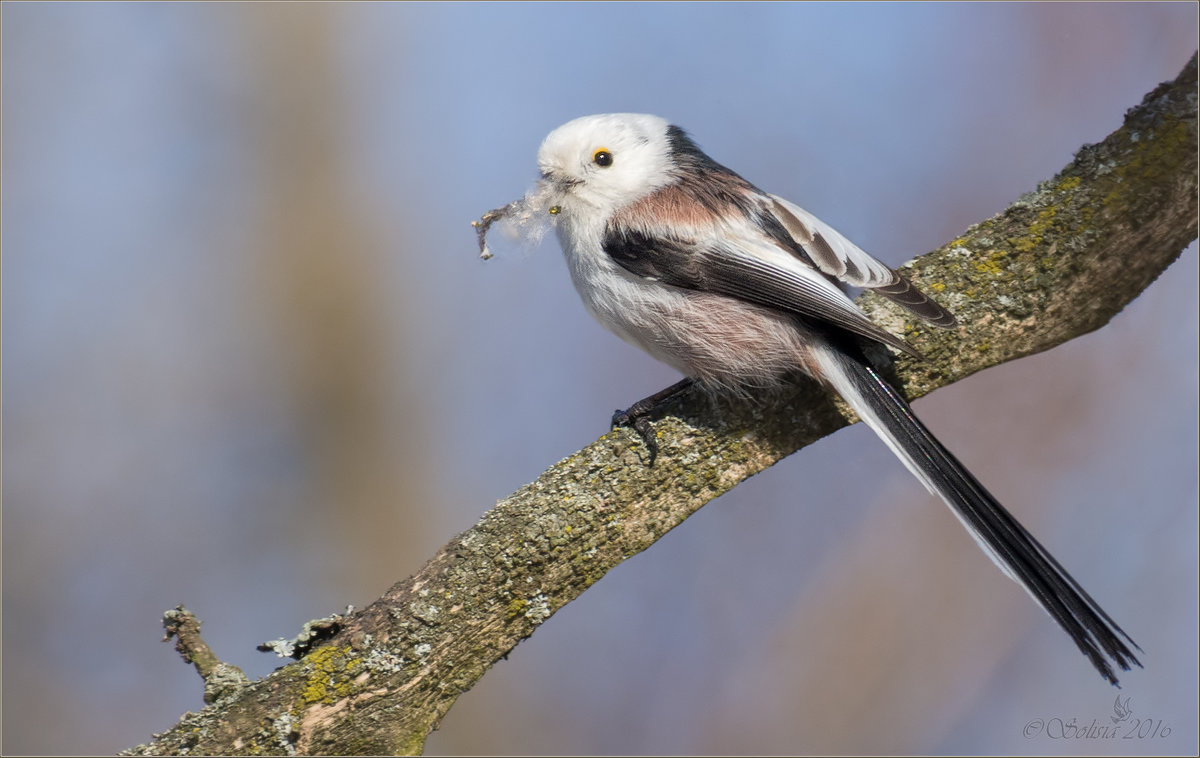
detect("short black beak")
(539, 169), (581, 188)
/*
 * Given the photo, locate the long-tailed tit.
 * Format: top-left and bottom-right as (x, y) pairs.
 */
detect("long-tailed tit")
(481, 113), (1140, 686)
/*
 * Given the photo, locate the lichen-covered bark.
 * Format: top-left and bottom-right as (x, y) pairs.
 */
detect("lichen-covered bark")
(126, 54), (1197, 757)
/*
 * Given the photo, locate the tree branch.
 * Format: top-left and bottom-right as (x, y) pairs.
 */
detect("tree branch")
(126, 53), (1197, 756)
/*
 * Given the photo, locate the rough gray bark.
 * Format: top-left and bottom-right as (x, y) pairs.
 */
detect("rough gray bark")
(126, 54), (1197, 756)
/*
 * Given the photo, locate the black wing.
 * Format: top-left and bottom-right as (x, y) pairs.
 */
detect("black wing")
(602, 223), (922, 358)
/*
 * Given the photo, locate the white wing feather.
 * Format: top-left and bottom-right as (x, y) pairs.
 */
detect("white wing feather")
(767, 194), (957, 328)
(767, 194), (898, 287)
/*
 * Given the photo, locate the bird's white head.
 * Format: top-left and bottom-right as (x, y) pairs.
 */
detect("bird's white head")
(536, 113), (675, 216)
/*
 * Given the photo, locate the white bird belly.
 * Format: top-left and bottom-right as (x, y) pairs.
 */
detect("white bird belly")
(559, 228), (819, 391)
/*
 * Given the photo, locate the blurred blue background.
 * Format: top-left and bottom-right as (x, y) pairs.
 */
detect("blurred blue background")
(3, 2), (1197, 754)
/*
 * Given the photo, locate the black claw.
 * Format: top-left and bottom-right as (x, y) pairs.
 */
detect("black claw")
(633, 417), (659, 465)
(609, 378), (694, 466)
(610, 408), (630, 429)
(611, 407), (659, 465)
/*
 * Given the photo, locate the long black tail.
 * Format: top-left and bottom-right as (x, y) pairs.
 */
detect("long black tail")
(812, 342), (1142, 686)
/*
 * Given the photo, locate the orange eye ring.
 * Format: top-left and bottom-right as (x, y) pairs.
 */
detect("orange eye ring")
(592, 148), (613, 167)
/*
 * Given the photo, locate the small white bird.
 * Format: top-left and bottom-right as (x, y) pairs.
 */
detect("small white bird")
(516, 112), (1140, 685)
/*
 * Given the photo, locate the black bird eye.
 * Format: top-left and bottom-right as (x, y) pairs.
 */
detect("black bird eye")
(592, 148), (613, 167)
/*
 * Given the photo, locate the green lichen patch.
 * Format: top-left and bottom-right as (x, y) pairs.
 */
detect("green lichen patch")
(299, 645), (363, 705)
